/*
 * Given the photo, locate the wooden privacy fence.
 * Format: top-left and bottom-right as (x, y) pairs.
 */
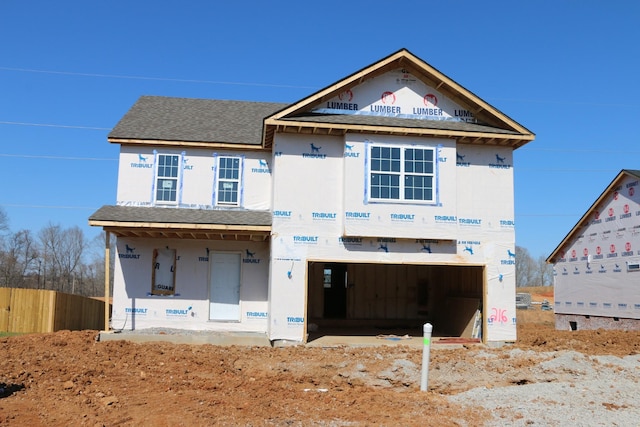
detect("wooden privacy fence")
(0, 288), (106, 333)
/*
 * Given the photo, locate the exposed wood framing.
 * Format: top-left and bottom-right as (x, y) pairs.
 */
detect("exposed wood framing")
(89, 218), (271, 242)
(95, 226), (270, 242)
(90, 220), (270, 232)
(266, 119), (532, 148)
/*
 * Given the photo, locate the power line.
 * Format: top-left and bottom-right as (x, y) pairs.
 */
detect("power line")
(1, 202), (583, 218)
(0, 153), (116, 161)
(0, 153), (626, 169)
(0, 121), (637, 157)
(488, 97), (638, 108)
(517, 214), (582, 217)
(0, 66), (317, 90)
(0, 152), (625, 169)
(516, 169), (619, 172)
(2, 204), (99, 210)
(0, 121), (110, 130)
(4, 65), (638, 108)
(518, 147), (640, 153)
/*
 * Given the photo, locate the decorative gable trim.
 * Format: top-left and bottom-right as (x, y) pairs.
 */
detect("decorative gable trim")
(263, 48), (534, 149)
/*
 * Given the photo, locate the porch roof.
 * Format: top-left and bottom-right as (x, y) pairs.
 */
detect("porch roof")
(89, 205), (272, 241)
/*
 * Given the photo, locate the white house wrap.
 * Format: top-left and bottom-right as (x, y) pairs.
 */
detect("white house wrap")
(548, 170), (640, 330)
(90, 49), (535, 345)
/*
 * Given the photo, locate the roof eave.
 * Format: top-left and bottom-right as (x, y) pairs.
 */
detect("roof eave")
(264, 119), (534, 149)
(108, 137), (266, 151)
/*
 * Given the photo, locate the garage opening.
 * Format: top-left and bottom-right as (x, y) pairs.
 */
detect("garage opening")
(307, 261), (484, 339)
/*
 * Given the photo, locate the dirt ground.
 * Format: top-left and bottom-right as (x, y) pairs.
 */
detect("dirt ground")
(2, 287), (639, 426)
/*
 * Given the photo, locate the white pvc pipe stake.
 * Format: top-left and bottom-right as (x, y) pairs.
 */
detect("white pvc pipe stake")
(420, 323), (433, 392)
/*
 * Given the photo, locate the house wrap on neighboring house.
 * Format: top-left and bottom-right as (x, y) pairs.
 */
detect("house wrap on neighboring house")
(89, 49), (535, 345)
(547, 170), (640, 331)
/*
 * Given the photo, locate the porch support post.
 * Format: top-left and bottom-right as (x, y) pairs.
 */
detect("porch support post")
(104, 230), (111, 331)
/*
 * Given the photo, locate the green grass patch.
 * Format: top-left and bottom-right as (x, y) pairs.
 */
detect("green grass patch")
(0, 332), (25, 338)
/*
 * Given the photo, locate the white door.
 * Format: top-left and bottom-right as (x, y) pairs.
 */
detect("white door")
(209, 252), (241, 321)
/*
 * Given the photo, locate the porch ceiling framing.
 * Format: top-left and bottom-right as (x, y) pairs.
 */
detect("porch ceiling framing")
(265, 120), (532, 149)
(90, 220), (271, 242)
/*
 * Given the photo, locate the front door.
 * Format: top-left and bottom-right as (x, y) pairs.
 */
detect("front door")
(209, 252), (241, 321)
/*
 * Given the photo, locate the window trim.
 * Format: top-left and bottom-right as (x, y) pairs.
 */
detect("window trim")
(214, 154), (244, 207)
(365, 141), (438, 205)
(153, 152), (183, 205)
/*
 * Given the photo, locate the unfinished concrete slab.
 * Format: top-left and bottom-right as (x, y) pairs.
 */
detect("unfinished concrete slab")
(98, 330), (271, 347)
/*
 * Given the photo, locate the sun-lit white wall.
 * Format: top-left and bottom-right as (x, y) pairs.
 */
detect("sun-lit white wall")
(553, 174), (640, 319)
(268, 132), (517, 343)
(116, 146), (272, 210)
(111, 238), (270, 332)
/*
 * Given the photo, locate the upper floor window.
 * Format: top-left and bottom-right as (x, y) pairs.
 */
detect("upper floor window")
(369, 145), (435, 203)
(155, 154), (180, 204)
(216, 156), (242, 206)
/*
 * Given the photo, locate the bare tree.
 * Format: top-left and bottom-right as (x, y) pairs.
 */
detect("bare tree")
(39, 223), (63, 291)
(0, 206), (8, 233)
(0, 230), (39, 288)
(535, 255), (554, 287)
(58, 226), (87, 293)
(0, 211), (105, 295)
(79, 232), (113, 297)
(38, 223), (87, 293)
(515, 245), (537, 287)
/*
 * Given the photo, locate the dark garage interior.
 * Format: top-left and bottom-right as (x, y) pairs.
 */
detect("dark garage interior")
(306, 261), (484, 339)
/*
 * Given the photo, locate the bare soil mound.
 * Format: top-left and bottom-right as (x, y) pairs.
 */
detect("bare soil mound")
(2, 287), (639, 426)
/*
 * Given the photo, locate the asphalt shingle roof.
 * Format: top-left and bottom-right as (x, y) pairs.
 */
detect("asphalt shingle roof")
(109, 95), (522, 148)
(109, 96), (288, 145)
(89, 205), (272, 227)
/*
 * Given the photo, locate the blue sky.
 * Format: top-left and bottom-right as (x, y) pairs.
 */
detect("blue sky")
(1, 1), (638, 259)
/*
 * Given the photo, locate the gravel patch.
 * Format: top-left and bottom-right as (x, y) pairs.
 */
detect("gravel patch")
(448, 351), (640, 426)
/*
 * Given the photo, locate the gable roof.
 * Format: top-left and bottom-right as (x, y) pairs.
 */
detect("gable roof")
(264, 48), (535, 149)
(107, 49), (533, 151)
(108, 96), (287, 149)
(546, 169), (640, 263)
